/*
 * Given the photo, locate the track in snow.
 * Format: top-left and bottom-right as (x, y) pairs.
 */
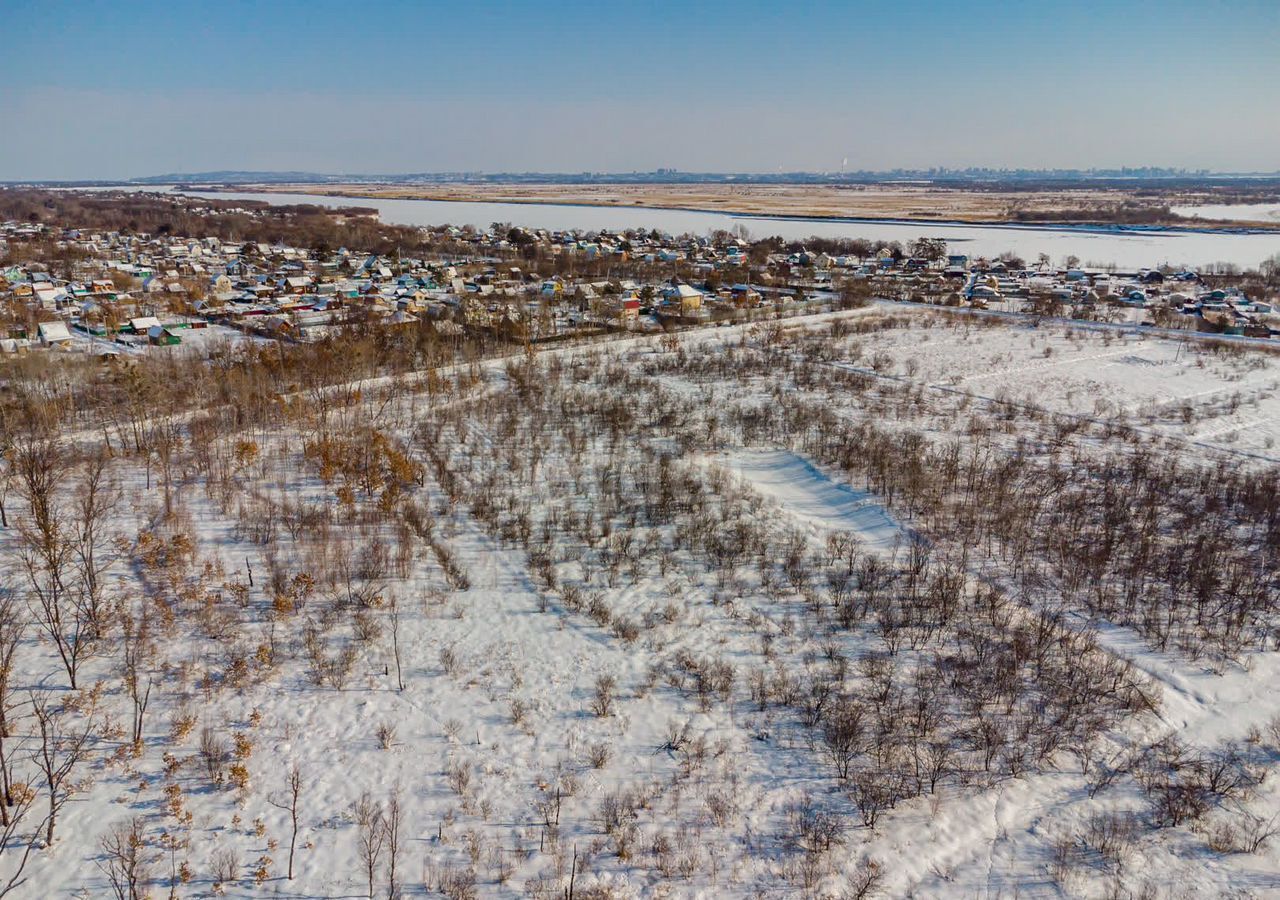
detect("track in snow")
(717, 449), (906, 553)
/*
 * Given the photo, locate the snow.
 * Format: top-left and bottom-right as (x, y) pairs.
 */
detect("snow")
(714, 449), (905, 553)
(1174, 202), (1280, 224)
(839, 309), (1280, 459)
(5, 305), (1280, 898)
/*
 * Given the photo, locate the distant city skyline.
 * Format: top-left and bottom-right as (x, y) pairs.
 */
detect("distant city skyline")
(22, 165), (1275, 187)
(3, 0), (1278, 180)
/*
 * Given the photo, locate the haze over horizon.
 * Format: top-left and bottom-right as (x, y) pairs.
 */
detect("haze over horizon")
(2, 0), (1278, 181)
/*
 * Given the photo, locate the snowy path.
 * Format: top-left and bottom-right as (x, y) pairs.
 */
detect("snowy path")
(713, 449), (906, 553)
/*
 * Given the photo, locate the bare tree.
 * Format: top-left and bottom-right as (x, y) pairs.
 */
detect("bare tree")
(0, 726), (42, 898)
(356, 792), (385, 899)
(388, 596), (405, 692)
(0, 444), (12, 529)
(120, 605), (154, 748)
(31, 692), (96, 845)
(146, 422), (182, 520)
(15, 438), (95, 689)
(821, 697), (866, 782)
(384, 791), (402, 899)
(70, 452), (120, 635)
(0, 589), (25, 828)
(97, 817), (149, 900)
(267, 764), (302, 880)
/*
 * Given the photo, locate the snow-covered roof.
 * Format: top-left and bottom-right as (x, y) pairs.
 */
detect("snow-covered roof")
(38, 321), (72, 342)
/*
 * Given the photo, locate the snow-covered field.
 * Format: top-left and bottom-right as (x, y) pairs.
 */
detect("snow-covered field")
(841, 310), (1280, 459)
(1174, 202), (1280, 224)
(3, 307), (1280, 899)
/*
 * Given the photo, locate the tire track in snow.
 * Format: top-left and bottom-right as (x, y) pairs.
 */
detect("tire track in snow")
(955, 346), (1137, 384)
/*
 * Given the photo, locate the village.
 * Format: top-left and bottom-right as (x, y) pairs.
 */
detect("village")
(3, 196), (1279, 356)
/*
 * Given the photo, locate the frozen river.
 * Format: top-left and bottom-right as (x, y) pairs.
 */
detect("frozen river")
(65, 185), (1280, 271)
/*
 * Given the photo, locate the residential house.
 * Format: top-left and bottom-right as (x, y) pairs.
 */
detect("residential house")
(38, 320), (73, 346)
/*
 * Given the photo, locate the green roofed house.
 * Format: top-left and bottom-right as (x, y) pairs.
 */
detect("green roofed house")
(147, 325), (181, 346)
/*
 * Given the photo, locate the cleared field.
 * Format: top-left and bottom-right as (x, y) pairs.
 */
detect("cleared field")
(841, 312), (1280, 458)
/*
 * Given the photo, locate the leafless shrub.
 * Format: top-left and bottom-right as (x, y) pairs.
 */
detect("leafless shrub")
(435, 863), (477, 900)
(668, 651), (733, 711)
(1206, 818), (1240, 854)
(1238, 810), (1280, 854)
(352, 609), (381, 642)
(611, 617), (640, 643)
(1136, 739), (1258, 829)
(650, 831), (676, 876)
(660, 718), (692, 755)
(850, 768), (911, 829)
(560, 584), (584, 613)
(199, 726), (229, 783)
(587, 594), (612, 628)
(1047, 832), (1083, 887)
(845, 857), (885, 899)
(1082, 811), (1140, 869)
(303, 625), (358, 689)
(97, 817), (149, 900)
(705, 790), (737, 827)
(440, 644), (461, 677)
(586, 741), (612, 770)
(1266, 714), (1280, 751)
(446, 759), (472, 796)
(32, 691), (96, 844)
(1207, 808), (1280, 854)
(533, 782), (564, 829)
(489, 843), (514, 884)
(787, 796), (846, 857)
(598, 788), (640, 836)
(590, 675), (616, 718)
(212, 846), (240, 887)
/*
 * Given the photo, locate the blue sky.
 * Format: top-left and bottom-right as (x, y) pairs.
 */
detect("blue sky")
(2, 0), (1277, 178)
